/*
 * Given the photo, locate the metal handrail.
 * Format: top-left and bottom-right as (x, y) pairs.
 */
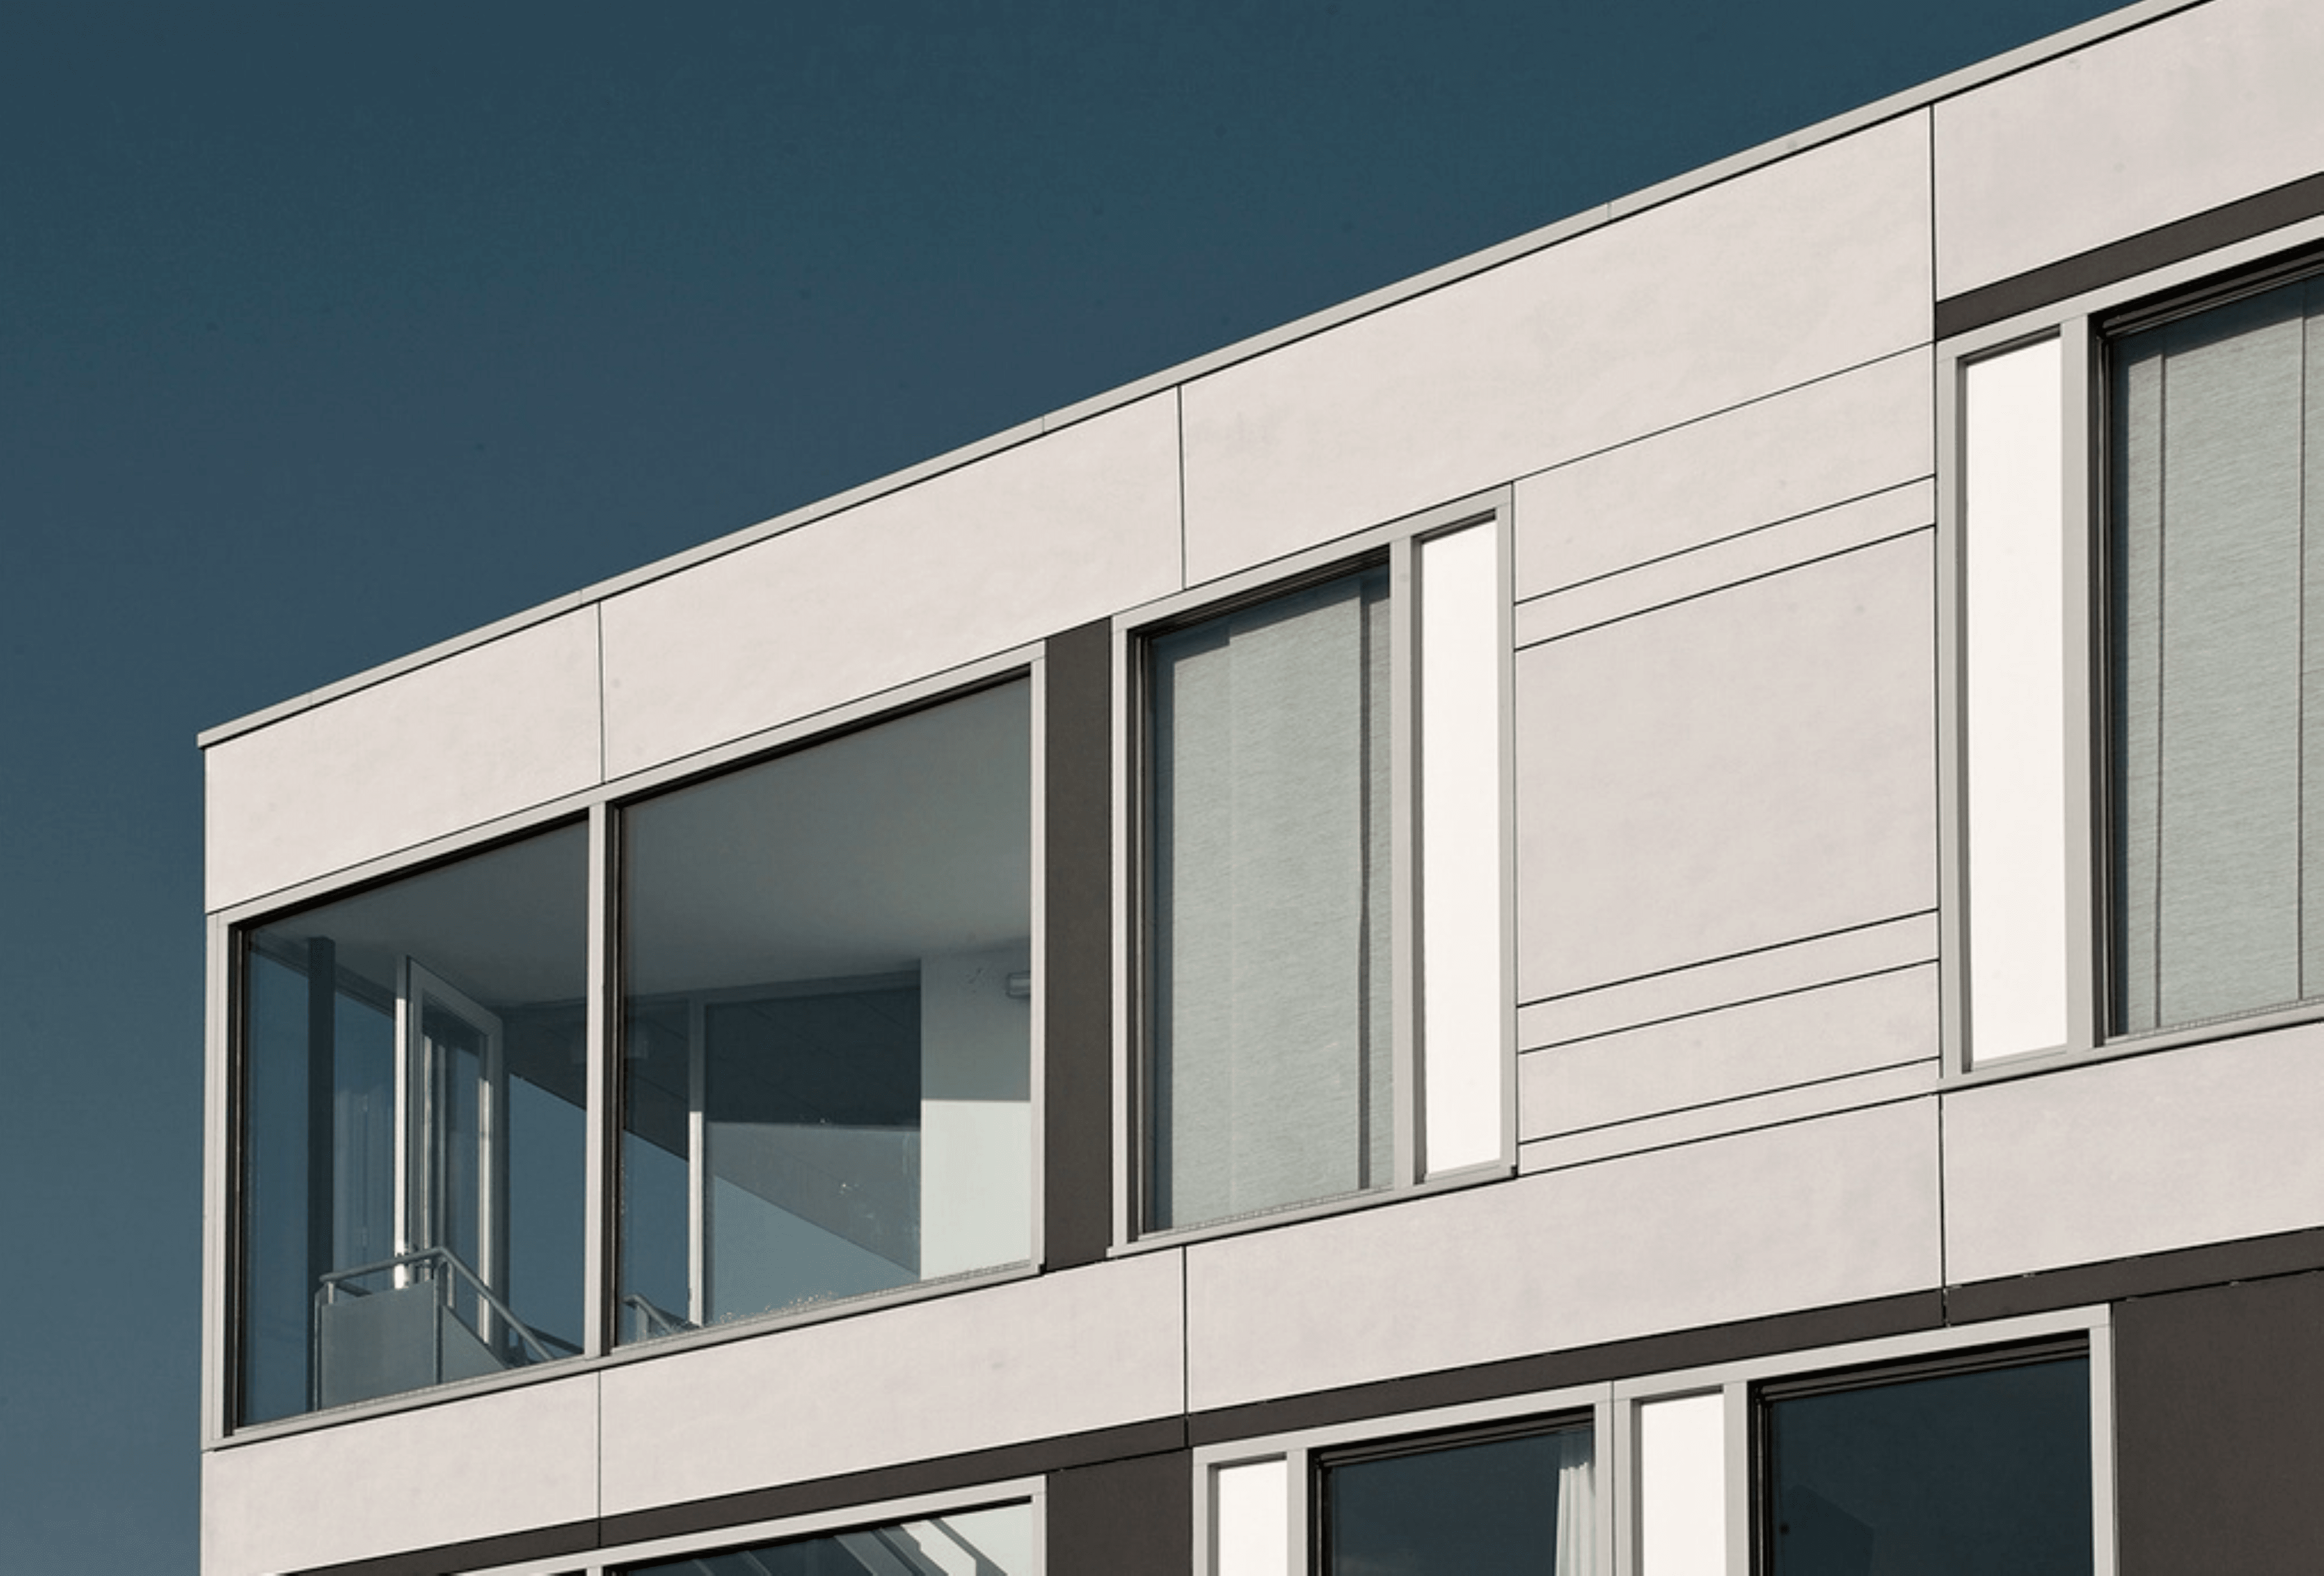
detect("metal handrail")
(619, 1292), (695, 1340)
(317, 1246), (568, 1366)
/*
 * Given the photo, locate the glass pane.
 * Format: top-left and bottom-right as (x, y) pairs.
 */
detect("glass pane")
(2110, 277), (2321, 1034)
(1322, 1424), (1594, 1575)
(625, 1501), (1033, 1575)
(237, 823), (589, 1424)
(619, 681), (1033, 1340)
(1962, 337), (2071, 1063)
(1147, 567), (1392, 1229)
(1764, 1354), (2090, 1576)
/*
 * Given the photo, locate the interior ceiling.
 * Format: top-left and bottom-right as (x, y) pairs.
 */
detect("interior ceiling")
(258, 681), (1033, 1007)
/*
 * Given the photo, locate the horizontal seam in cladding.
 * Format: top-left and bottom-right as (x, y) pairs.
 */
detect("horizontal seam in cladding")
(1519, 958), (1936, 1053)
(1517, 1052), (1935, 1143)
(1512, 1088), (1934, 1175)
(1513, 522), (1934, 648)
(1513, 475), (1935, 611)
(1518, 910), (1938, 1012)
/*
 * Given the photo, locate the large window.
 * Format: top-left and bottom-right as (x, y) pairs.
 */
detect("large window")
(237, 824), (589, 1424)
(1139, 517), (1505, 1234)
(623, 1500), (1033, 1575)
(618, 680), (1033, 1341)
(1951, 247), (2324, 1066)
(231, 677), (1034, 1422)
(1318, 1422), (1594, 1576)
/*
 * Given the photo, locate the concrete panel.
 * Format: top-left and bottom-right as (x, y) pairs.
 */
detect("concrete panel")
(1514, 533), (1936, 1003)
(1181, 114), (1932, 585)
(1516, 482), (1932, 649)
(1521, 1062), (1937, 1174)
(200, 1373), (599, 1576)
(1934, 0), (2324, 296)
(205, 611), (602, 911)
(1518, 914), (1937, 1047)
(598, 1254), (1186, 1513)
(1184, 1101), (1940, 1410)
(1515, 352), (1931, 599)
(600, 393), (1181, 779)
(1520, 965), (1938, 1141)
(1945, 1024), (2324, 1283)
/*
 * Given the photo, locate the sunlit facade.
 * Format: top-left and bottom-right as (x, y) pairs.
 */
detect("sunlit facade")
(202, 2), (2324, 1570)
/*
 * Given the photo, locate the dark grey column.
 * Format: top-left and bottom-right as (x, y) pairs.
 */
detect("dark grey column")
(1044, 619), (1116, 1269)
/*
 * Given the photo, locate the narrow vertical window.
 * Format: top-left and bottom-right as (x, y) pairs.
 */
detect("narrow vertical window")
(1637, 1392), (1727, 1576)
(1146, 567), (1393, 1231)
(1961, 337), (2073, 1064)
(1213, 1459), (1291, 1576)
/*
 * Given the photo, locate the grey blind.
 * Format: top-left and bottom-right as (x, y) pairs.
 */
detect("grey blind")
(1147, 567), (1391, 1229)
(2110, 274), (2324, 1033)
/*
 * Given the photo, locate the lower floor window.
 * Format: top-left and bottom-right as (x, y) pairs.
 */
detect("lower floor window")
(1760, 1347), (2091, 1575)
(1319, 1420), (1595, 1575)
(623, 1500), (1032, 1575)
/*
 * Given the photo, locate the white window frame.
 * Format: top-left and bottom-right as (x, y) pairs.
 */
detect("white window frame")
(1938, 215), (2324, 1079)
(1193, 1308), (2115, 1576)
(1110, 490), (1517, 1249)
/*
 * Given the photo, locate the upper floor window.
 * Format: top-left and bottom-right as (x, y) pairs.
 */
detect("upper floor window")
(236, 823), (589, 1424)
(618, 679), (1034, 1341)
(1950, 246), (2324, 1068)
(1136, 513), (1508, 1236)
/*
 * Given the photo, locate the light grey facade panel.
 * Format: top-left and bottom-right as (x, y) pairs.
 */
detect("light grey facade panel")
(597, 391), (1182, 780)
(1178, 114), (1932, 589)
(1512, 350), (1933, 602)
(1518, 1060), (1937, 1175)
(204, 608), (604, 913)
(1182, 1100), (1940, 1414)
(1933, 0), (2324, 296)
(1518, 964), (1939, 1143)
(1942, 1021), (2324, 1283)
(596, 1254), (1187, 1517)
(1514, 533), (1936, 1003)
(1513, 480), (1933, 649)
(201, 1371), (601, 1576)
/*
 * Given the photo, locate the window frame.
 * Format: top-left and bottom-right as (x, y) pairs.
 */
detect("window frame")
(1938, 215), (2324, 1080)
(207, 647), (1047, 1444)
(1191, 1308), (2114, 1576)
(1110, 490), (1517, 1250)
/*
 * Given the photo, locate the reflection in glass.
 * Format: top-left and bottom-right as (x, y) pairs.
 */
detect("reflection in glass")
(1763, 1353), (2090, 1576)
(1321, 1422), (1594, 1575)
(618, 681), (1033, 1341)
(626, 1501), (1032, 1575)
(237, 824), (588, 1424)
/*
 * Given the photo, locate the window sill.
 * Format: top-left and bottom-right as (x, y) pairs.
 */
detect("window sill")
(1953, 998), (2324, 1088)
(1110, 1160), (1515, 1258)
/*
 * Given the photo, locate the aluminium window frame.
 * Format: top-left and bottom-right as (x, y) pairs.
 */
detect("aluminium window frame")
(205, 646), (1048, 1446)
(1109, 489), (1518, 1251)
(1191, 1306), (2114, 1576)
(1936, 213), (2324, 1082)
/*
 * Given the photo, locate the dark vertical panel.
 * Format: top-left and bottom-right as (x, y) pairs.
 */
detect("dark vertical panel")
(1044, 619), (1117, 1269)
(1047, 1451), (1191, 1576)
(2116, 1272), (2324, 1575)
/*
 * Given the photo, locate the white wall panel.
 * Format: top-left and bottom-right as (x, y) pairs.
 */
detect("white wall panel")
(600, 394), (1181, 779)
(1184, 1101), (1939, 1410)
(1514, 533), (1936, 1003)
(205, 611), (602, 911)
(1944, 1024), (2324, 1283)
(1515, 351), (1931, 600)
(1180, 115), (1932, 586)
(200, 1374), (598, 1576)
(1934, 0), (2324, 296)
(1520, 965), (1938, 1141)
(599, 1254), (1186, 1514)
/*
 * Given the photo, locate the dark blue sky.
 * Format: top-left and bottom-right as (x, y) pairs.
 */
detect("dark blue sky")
(0, 2), (2121, 1564)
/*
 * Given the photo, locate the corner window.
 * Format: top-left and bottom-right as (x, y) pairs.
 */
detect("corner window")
(235, 823), (588, 1424)
(1138, 515), (1506, 1235)
(618, 679), (1034, 1340)
(1951, 248), (2324, 1066)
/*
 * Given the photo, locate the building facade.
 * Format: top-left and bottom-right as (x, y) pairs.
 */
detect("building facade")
(200, 1), (2324, 1570)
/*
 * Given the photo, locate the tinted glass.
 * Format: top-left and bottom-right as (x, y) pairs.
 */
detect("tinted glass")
(625, 1502), (1031, 1575)
(1764, 1354), (2091, 1576)
(1322, 1424), (1594, 1575)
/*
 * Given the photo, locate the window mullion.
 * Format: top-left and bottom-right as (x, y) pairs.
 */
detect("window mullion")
(1389, 534), (1420, 1190)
